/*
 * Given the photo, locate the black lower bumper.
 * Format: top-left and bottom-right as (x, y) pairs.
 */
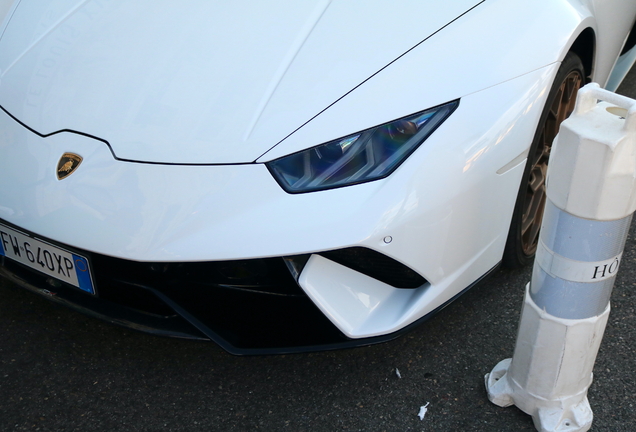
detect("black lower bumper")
(1, 251), (365, 355)
(0, 220), (497, 355)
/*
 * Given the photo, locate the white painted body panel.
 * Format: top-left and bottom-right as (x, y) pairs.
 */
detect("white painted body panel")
(584, 0), (636, 86)
(0, 65), (556, 336)
(0, 0), (478, 163)
(262, 0), (635, 161)
(300, 255), (425, 339)
(1, 0), (635, 340)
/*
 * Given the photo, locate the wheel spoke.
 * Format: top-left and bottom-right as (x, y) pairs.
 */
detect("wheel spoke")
(518, 70), (582, 255)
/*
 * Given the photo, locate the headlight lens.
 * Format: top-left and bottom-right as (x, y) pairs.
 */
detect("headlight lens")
(266, 100), (458, 193)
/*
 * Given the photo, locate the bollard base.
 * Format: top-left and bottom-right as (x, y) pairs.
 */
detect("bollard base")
(485, 358), (593, 432)
(484, 284), (609, 432)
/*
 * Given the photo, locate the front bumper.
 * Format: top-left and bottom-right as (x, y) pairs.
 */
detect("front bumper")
(1, 217), (436, 354)
(0, 240), (350, 354)
(0, 229), (497, 354)
(0, 64), (556, 349)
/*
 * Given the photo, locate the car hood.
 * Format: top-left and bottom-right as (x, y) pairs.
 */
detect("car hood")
(0, 0), (480, 164)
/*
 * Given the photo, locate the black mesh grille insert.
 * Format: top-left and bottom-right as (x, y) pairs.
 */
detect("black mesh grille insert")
(319, 247), (427, 288)
(91, 255), (305, 298)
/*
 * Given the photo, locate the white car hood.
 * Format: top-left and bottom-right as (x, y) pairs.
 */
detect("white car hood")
(0, 0), (480, 164)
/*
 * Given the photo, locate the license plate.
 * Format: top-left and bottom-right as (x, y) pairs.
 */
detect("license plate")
(0, 223), (95, 294)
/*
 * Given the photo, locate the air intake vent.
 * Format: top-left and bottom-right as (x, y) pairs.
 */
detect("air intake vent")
(319, 247), (426, 288)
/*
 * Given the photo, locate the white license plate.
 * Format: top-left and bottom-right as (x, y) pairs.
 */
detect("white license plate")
(0, 223), (95, 294)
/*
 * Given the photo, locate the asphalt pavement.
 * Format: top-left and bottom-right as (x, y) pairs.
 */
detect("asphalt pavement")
(2, 67), (636, 432)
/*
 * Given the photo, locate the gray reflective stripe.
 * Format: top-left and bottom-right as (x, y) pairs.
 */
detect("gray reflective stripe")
(535, 239), (622, 283)
(540, 200), (632, 262)
(530, 199), (632, 319)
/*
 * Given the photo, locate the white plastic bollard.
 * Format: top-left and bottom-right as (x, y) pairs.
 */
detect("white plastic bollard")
(484, 83), (636, 432)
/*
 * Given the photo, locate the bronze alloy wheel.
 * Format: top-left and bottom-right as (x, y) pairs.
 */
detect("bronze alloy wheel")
(503, 52), (584, 268)
(521, 70), (582, 254)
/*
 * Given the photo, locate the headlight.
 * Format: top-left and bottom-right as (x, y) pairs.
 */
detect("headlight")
(266, 100), (458, 193)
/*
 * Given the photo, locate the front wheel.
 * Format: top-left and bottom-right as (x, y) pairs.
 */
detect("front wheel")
(502, 52), (584, 268)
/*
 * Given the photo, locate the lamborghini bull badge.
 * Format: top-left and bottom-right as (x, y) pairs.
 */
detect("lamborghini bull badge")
(56, 153), (83, 180)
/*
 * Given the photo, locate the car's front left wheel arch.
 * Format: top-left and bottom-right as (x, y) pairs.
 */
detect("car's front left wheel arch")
(502, 51), (584, 268)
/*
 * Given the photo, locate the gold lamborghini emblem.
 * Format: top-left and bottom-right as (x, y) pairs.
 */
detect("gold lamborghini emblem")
(57, 153), (83, 180)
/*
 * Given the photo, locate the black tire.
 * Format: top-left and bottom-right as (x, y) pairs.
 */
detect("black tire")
(502, 52), (584, 268)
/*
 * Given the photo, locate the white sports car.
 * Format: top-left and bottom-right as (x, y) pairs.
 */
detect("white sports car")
(1, 0), (635, 354)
